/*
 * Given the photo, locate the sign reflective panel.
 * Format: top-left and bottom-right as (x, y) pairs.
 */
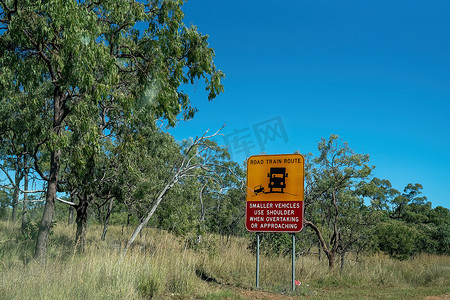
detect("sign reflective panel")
(246, 154), (304, 232)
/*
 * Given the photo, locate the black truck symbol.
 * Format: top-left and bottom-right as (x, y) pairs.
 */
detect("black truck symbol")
(267, 167), (288, 193)
(252, 167), (288, 195)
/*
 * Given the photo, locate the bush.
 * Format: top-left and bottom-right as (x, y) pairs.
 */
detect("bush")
(375, 221), (418, 260)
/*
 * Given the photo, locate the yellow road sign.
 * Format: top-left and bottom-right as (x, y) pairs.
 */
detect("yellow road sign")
(246, 154), (304, 202)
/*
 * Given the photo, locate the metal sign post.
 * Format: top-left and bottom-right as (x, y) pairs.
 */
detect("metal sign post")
(256, 232), (260, 289)
(292, 233), (295, 291)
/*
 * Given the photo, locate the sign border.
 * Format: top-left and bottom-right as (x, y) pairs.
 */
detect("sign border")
(245, 153), (305, 233)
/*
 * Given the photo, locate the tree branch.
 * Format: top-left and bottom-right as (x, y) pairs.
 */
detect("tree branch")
(56, 197), (76, 206)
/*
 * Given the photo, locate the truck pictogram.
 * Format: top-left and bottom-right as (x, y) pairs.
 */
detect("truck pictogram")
(267, 167), (288, 193)
(252, 167), (290, 196)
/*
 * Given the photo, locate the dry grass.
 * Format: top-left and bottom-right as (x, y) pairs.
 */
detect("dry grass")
(0, 221), (449, 299)
(0, 222), (209, 299)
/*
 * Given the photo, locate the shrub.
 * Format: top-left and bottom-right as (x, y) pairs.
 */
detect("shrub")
(375, 221), (418, 260)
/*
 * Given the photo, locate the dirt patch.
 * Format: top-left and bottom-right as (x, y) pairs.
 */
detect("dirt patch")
(231, 287), (297, 300)
(423, 295), (450, 300)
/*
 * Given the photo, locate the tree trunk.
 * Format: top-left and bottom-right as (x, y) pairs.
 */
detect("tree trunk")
(34, 90), (65, 261)
(11, 159), (21, 222)
(34, 86), (65, 262)
(68, 193), (77, 225)
(75, 194), (89, 252)
(340, 251), (346, 274)
(197, 184), (206, 244)
(68, 206), (75, 225)
(21, 164), (29, 234)
(326, 250), (335, 269)
(318, 240), (321, 261)
(35, 149), (60, 260)
(123, 179), (178, 256)
(305, 219), (335, 269)
(101, 198), (114, 241)
(127, 213), (131, 226)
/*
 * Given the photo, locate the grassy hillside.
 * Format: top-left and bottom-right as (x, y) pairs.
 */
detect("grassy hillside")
(0, 221), (449, 299)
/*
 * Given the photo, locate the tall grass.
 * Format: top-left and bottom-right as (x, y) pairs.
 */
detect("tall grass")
(0, 222), (209, 299)
(0, 221), (449, 299)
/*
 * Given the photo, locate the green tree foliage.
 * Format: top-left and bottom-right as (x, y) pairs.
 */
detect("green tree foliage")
(358, 177), (399, 214)
(206, 187), (246, 238)
(401, 203), (450, 256)
(0, 189), (12, 220)
(366, 181), (450, 259)
(1, 0), (223, 259)
(121, 132), (245, 255)
(434, 221), (450, 255)
(392, 183), (428, 220)
(375, 220), (418, 260)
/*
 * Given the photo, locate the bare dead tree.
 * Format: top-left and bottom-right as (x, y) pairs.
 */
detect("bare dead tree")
(122, 127), (227, 257)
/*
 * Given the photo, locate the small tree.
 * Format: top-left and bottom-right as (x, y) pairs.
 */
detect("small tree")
(304, 135), (373, 269)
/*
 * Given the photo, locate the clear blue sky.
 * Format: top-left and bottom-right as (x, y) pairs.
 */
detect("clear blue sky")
(168, 0), (450, 209)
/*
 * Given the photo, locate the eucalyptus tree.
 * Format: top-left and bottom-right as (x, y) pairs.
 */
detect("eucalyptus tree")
(359, 180), (450, 258)
(333, 190), (376, 272)
(304, 135), (373, 269)
(358, 178), (399, 213)
(391, 183), (428, 221)
(0, 85), (45, 224)
(0, 157), (22, 222)
(0, 0), (224, 260)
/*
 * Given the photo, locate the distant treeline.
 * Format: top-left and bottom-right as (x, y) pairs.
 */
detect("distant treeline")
(1, 134), (448, 269)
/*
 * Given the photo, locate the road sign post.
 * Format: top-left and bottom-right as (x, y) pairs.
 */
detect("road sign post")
(292, 233), (296, 291)
(246, 154), (305, 290)
(256, 232), (260, 289)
